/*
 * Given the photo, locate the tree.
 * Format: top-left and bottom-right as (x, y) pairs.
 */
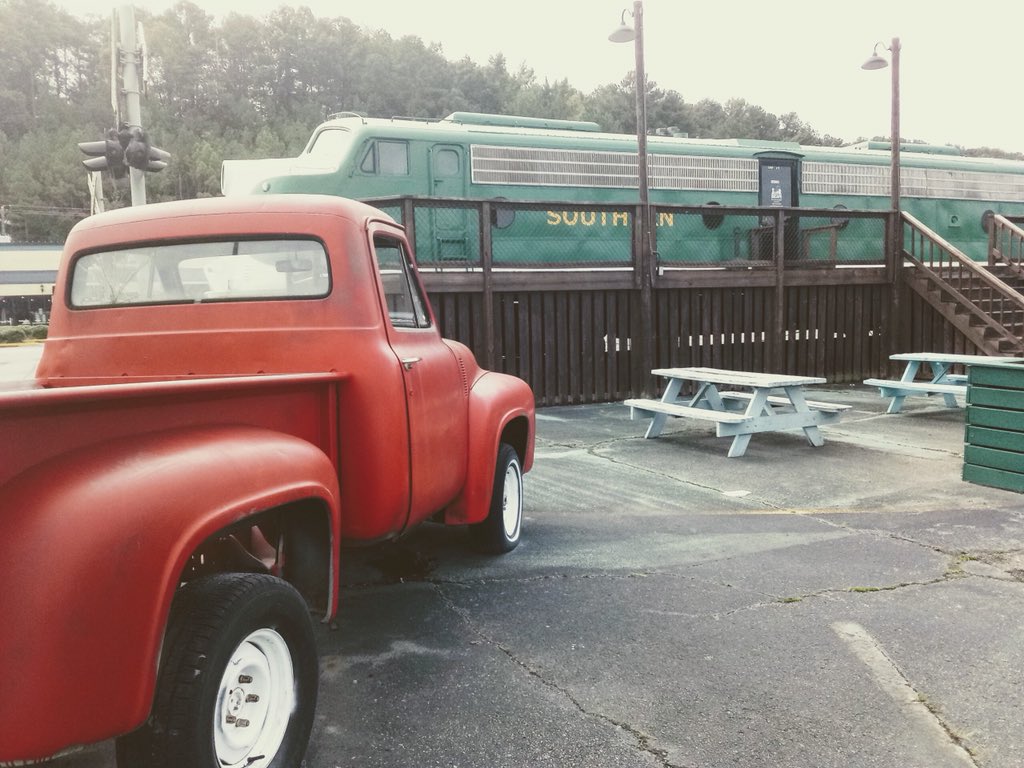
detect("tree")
(3, 125), (91, 241)
(582, 73), (689, 136)
(143, 2), (219, 120)
(218, 12), (276, 122)
(1, 0), (1016, 239)
(582, 78), (636, 134)
(510, 78), (584, 121)
(0, 0), (106, 139)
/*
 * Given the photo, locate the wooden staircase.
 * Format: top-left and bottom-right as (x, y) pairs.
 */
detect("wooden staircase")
(902, 212), (1024, 356)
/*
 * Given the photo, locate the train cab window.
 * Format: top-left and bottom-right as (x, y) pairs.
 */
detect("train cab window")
(305, 128), (351, 163)
(360, 140), (409, 176)
(372, 235), (430, 328)
(434, 148), (460, 177)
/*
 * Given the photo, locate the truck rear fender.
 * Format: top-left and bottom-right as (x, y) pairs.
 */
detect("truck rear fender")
(444, 371), (535, 526)
(0, 425), (340, 762)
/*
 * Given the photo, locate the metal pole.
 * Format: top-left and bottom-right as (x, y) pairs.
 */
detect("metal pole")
(118, 5), (146, 205)
(88, 171), (106, 215)
(889, 38), (901, 220)
(889, 37), (903, 358)
(634, 0), (649, 244)
(633, 0), (654, 395)
(480, 201), (496, 371)
(110, 11), (119, 124)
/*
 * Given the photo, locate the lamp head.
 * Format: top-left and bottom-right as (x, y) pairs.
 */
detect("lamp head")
(609, 9), (636, 43)
(861, 42), (889, 70)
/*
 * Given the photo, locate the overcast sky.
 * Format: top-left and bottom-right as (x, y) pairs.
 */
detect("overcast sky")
(54, 0), (1024, 154)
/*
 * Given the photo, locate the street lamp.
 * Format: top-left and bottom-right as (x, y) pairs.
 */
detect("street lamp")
(609, 1), (651, 279)
(862, 36), (903, 355)
(862, 38), (901, 237)
(610, 1), (654, 394)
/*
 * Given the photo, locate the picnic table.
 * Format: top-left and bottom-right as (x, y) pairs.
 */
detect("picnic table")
(864, 353), (1024, 414)
(625, 367), (850, 458)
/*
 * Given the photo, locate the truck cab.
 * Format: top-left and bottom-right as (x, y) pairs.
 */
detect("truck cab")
(0, 194), (534, 767)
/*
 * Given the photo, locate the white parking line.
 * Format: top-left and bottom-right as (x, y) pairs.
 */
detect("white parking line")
(831, 621), (977, 766)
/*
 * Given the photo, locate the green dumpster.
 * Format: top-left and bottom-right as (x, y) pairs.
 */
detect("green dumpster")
(964, 362), (1024, 492)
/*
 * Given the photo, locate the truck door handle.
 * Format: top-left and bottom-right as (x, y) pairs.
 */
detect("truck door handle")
(401, 357), (421, 370)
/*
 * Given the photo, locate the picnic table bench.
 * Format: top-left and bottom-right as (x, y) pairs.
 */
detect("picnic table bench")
(625, 367), (850, 458)
(864, 353), (1024, 414)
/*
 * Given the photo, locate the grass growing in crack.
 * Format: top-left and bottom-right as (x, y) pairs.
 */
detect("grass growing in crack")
(779, 596), (803, 603)
(945, 552), (980, 578)
(916, 693), (979, 758)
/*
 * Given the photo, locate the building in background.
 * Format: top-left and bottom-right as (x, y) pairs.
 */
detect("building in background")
(0, 244), (60, 324)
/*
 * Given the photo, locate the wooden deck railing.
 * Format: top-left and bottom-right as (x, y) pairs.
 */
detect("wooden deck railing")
(344, 195), (1014, 403)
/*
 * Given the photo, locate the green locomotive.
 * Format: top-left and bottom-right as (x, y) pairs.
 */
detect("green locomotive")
(222, 111), (1024, 265)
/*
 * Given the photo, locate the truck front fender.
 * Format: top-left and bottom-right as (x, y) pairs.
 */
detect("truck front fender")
(444, 371), (535, 526)
(0, 425), (340, 763)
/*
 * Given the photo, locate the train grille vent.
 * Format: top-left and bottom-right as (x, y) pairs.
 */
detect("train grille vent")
(471, 144), (757, 192)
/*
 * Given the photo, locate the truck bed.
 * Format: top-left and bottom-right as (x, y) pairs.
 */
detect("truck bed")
(0, 372), (346, 487)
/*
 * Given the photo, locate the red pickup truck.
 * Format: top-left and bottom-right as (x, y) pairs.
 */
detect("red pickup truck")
(0, 195), (535, 767)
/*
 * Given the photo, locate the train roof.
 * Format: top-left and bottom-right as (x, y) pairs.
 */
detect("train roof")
(309, 112), (1024, 174)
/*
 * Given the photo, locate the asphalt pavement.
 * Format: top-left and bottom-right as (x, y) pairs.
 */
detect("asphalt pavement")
(7, 344), (1023, 768)
(0, 342), (45, 385)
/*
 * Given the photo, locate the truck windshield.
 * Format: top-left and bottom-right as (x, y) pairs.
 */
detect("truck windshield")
(69, 238), (330, 307)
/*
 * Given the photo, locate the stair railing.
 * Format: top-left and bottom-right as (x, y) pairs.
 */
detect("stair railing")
(903, 211), (1024, 354)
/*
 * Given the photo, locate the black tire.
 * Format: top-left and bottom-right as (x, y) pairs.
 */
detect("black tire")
(116, 573), (318, 768)
(470, 442), (523, 553)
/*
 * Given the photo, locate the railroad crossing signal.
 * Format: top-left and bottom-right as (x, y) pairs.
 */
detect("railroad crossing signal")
(78, 125), (170, 176)
(78, 128), (128, 178)
(124, 127), (171, 172)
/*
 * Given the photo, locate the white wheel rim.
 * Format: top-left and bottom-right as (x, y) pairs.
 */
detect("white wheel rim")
(502, 458), (523, 540)
(214, 628), (295, 768)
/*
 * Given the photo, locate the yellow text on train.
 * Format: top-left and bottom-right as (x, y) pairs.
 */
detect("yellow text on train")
(546, 211), (676, 227)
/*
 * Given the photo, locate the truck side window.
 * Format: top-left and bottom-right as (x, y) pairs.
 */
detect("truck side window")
(372, 235), (430, 328)
(360, 141), (409, 175)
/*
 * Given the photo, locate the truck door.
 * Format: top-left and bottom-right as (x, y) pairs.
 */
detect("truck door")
(427, 144), (471, 263)
(370, 230), (469, 523)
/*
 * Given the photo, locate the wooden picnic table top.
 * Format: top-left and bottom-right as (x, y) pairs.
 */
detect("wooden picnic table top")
(652, 367), (827, 388)
(890, 352), (1024, 366)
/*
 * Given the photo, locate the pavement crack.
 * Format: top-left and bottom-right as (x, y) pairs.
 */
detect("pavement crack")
(769, 569), (976, 607)
(800, 513), (983, 562)
(435, 582), (691, 768)
(825, 420), (967, 459)
(799, 518), (1024, 587)
(583, 441), (788, 510)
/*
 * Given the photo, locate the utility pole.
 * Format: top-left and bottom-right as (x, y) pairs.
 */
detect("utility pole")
(118, 5), (146, 206)
(87, 172), (106, 215)
(77, 5), (169, 207)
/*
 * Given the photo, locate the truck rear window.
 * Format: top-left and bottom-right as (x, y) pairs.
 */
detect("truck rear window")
(69, 239), (330, 307)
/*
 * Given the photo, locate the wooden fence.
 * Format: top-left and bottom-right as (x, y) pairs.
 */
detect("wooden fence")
(381, 197), (922, 406)
(429, 280), (896, 406)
